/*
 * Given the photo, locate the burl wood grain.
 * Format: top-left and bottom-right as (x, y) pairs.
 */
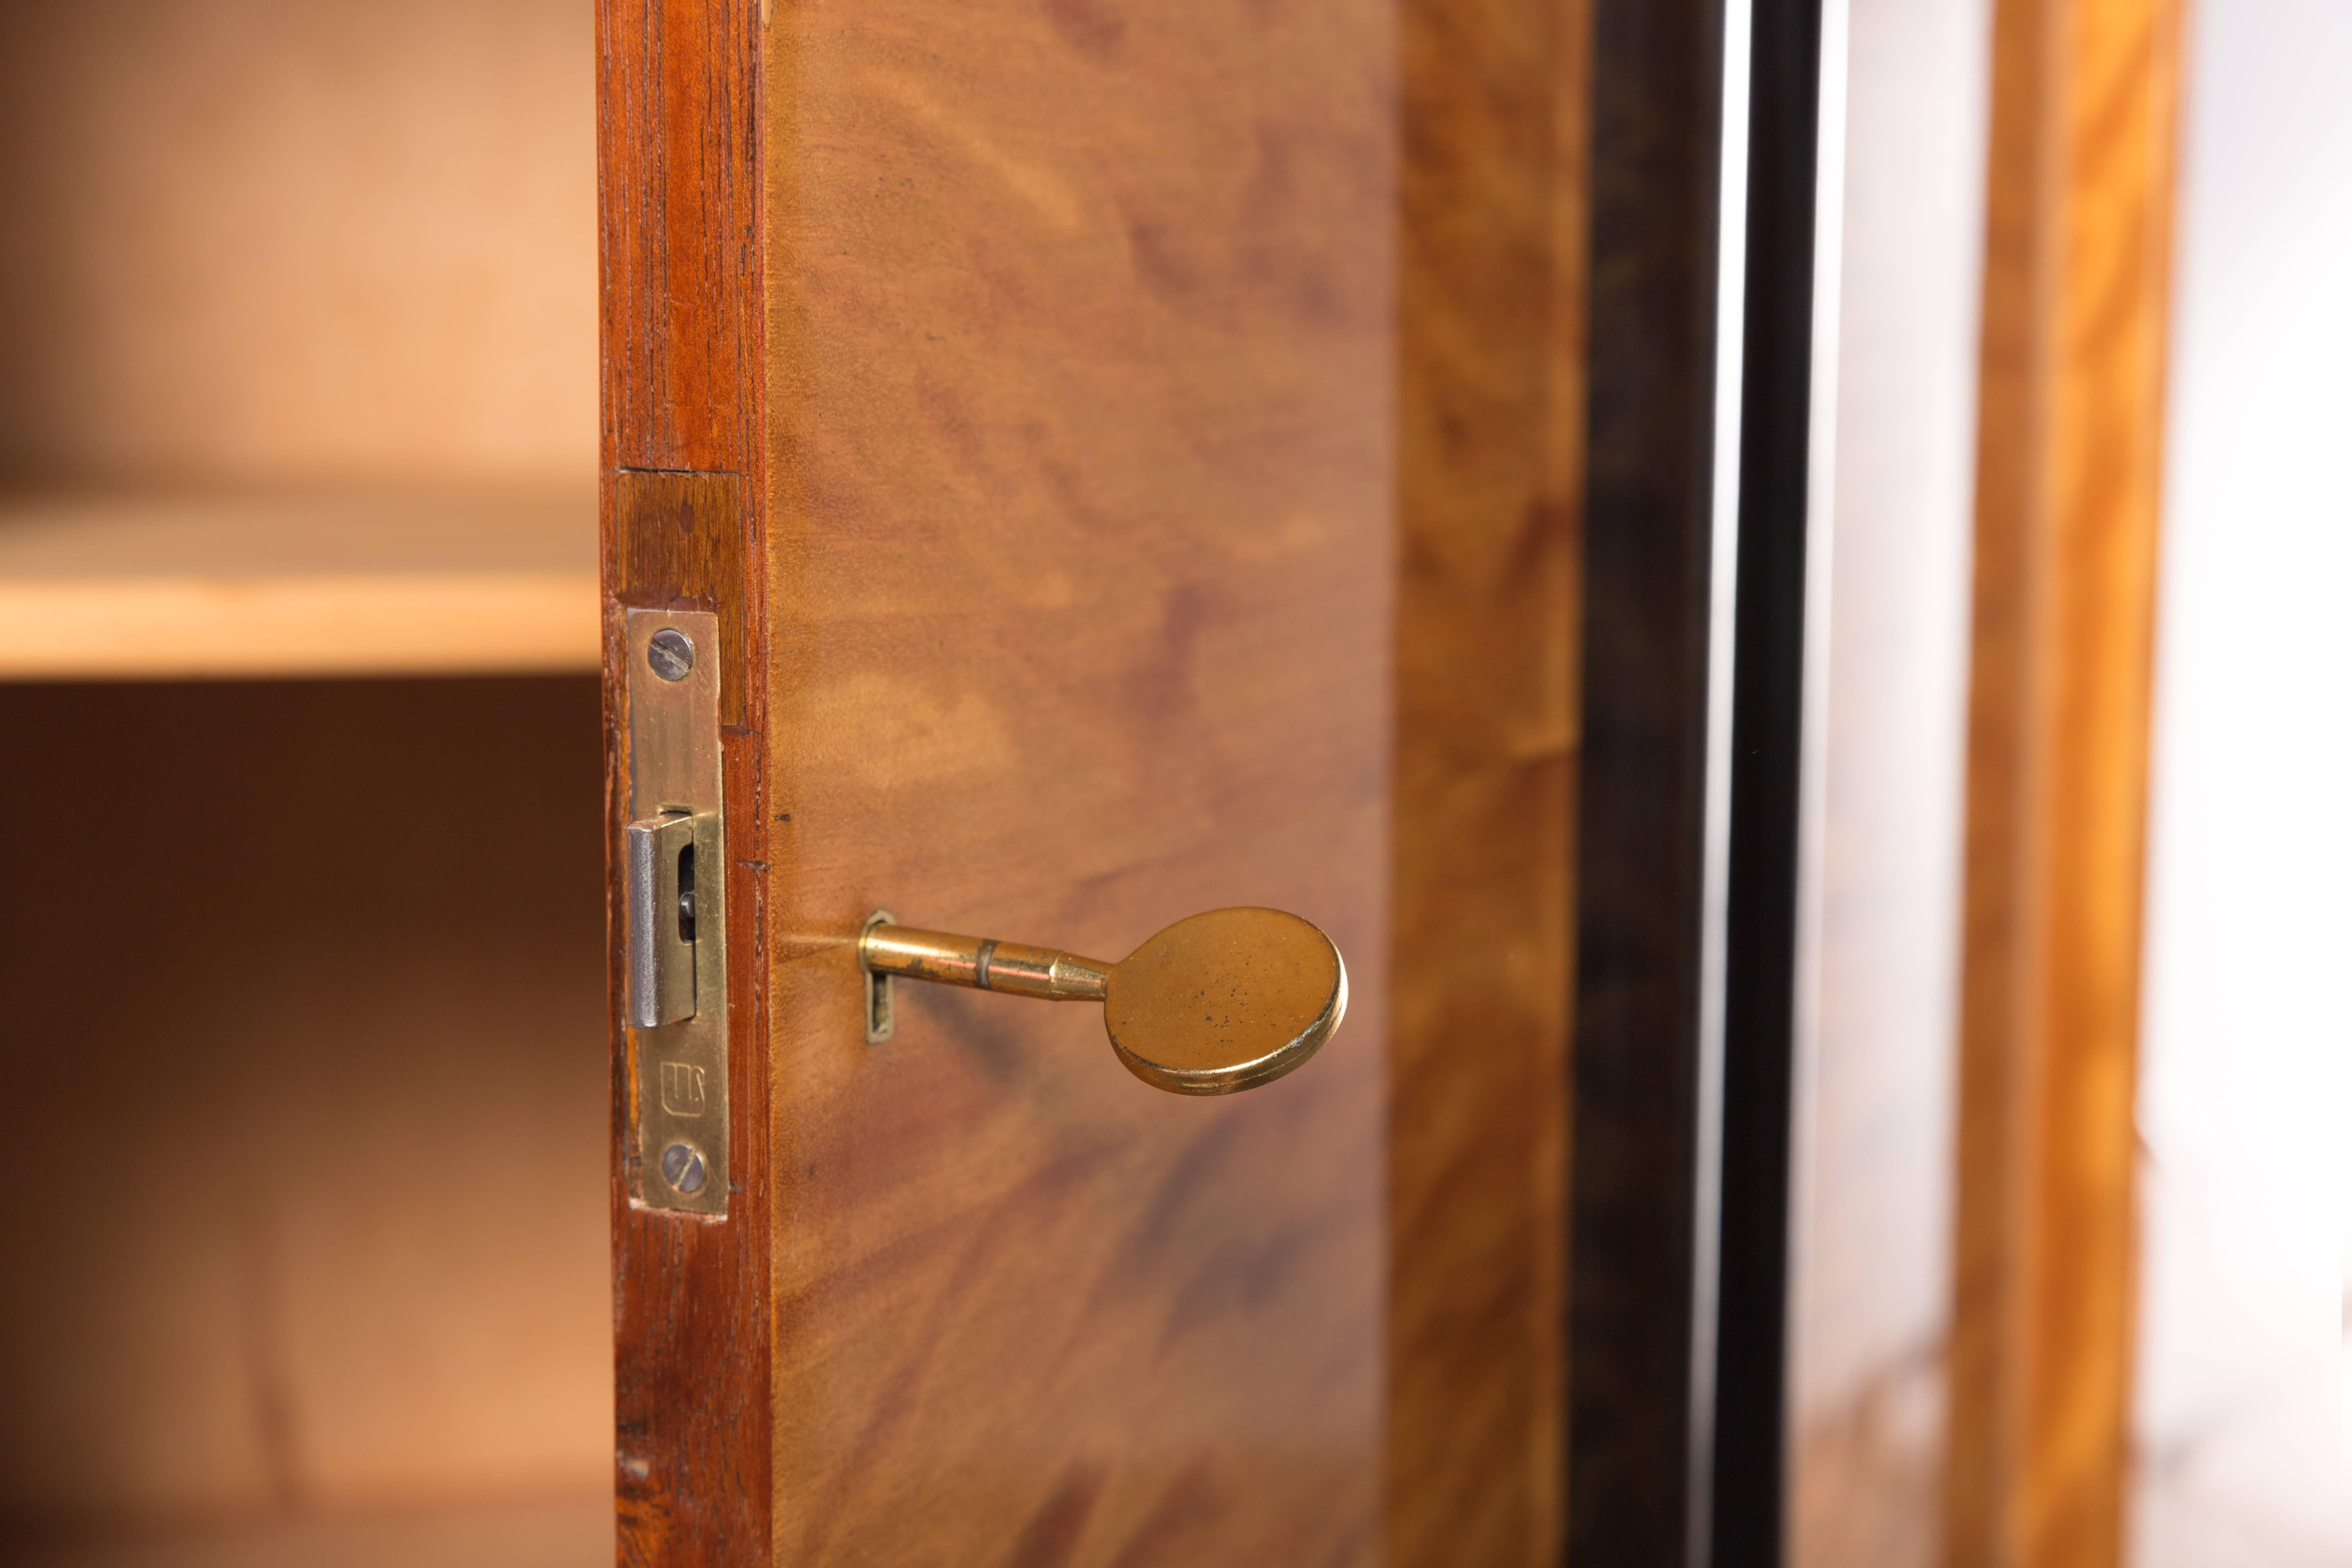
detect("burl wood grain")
(1945, 0), (2182, 1563)
(600, 2), (773, 1564)
(1387, 0), (1586, 1562)
(759, 2), (1393, 1562)
(609, 0), (1588, 1559)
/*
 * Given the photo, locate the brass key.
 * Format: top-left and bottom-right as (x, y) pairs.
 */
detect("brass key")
(858, 906), (1345, 1096)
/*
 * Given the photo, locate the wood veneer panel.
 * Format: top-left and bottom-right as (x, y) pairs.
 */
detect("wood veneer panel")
(1945, 0), (2183, 1561)
(757, 2), (1391, 1562)
(1388, 0), (1586, 1561)
(610, 2), (1593, 1559)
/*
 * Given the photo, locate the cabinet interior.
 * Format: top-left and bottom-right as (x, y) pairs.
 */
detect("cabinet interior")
(0, 2), (611, 1561)
(0, 0), (600, 682)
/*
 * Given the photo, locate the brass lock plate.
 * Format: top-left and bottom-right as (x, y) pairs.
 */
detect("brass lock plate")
(623, 608), (728, 1217)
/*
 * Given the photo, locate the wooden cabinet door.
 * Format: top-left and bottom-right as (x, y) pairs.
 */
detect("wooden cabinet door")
(599, 3), (1581, 1563)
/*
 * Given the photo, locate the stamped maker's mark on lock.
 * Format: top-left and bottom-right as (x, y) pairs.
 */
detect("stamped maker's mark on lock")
(659, 1061), (707, 1117)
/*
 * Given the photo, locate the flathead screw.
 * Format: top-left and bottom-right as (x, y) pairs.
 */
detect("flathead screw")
(659, 1141), (707, 1194)
(647, 628), (696, 682)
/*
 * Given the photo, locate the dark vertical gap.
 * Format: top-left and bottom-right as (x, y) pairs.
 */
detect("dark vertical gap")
(1710, 0), (1825, 1561)
(1568, 0), (1728, 1561)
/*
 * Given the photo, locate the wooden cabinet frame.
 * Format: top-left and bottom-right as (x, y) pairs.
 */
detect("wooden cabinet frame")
(593, 2), (1840, 1562)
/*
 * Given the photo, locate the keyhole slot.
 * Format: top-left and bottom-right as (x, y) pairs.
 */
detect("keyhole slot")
(862, 909), (897, 1045)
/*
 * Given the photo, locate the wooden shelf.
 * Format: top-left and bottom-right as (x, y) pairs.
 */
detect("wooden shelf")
(0, 1492), (610, 1568)
(0, 484), (599, 680)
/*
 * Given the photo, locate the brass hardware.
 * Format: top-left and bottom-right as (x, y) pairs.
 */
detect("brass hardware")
(625, 811), (702, 1027)
(861, 926), (1114, 1002)
(858, 907), (1345, 1096)
(624, 609), (729, 1216)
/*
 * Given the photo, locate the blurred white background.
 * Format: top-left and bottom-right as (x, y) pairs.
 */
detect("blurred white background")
(1791, 0), (1986, 1561)
(2132, 1), (2352, 1563)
